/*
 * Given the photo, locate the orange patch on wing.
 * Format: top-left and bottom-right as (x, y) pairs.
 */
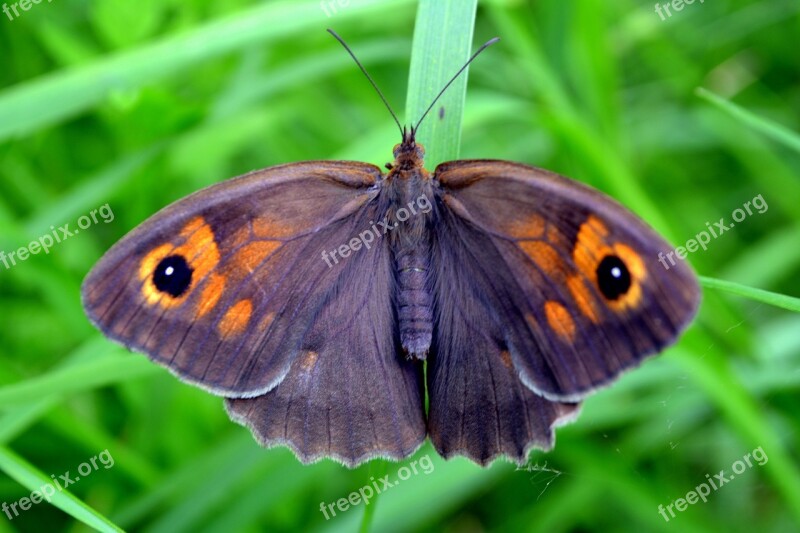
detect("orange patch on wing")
(519, 241), (566, 277)
(228, 226), (254, 250)
(499, 350), (513, 369)
(546, 223), (568, 248)
(506, 213), (546, 239)
(196, 273), (226, 318)
(571, 215), (646, 315)
(573, 216), (613, 278)
(567, 274), (602, 323)
(252, 216), (302, 239)
(138, 217), (221, 308)
(181, 218), (220, 280)
(299, 350), (319, 372)
(217, 299), (253, 338)
(545, 301), (577, 343)
(259, 311), (276, 332)
(180, 217), (206, 235)
(588, 215), (609, 236)
(231, 241), (280, 273)
(524, 313), (541, 333)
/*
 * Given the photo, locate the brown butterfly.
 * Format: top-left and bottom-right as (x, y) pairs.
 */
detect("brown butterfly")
(81, 31), (700, 467)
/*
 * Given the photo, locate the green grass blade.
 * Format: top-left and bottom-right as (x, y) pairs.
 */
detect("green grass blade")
(696, 87), (800, 154)
(700, 276), (800, 312)
(405, 0), (479, 167)
(0, 350), (160, 406)
(24, 146), (159, 236)
(358, 461), (387, 533)
(0, 337), (117, 442)
(0, 0), (414, 142)
(672, 343), (800, 522)
(0, 446), (123, 532)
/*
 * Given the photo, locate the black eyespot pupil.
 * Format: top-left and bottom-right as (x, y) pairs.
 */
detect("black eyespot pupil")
(153, 255), (193, 298)
(596, 255), (631, 300)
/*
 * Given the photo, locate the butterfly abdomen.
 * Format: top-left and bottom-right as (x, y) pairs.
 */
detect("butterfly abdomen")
(386, 169), (435, 359)
(395, 247), (433, 359)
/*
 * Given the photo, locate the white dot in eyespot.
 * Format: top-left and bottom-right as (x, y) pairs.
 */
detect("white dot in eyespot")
(165, 266), (175, 276)
(611, 266), (622, 279)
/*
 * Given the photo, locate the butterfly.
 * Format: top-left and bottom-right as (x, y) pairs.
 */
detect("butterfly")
(81, 31), (700, 467)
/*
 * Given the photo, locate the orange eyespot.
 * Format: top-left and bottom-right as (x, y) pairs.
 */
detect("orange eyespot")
(138, 217), (220, 308)
(572, 216), (646, 313)
(139, 244), (178, 305)
(614, 243), (645, 280)
(607, 244), (645, 311)
(596, 256), (631, 300)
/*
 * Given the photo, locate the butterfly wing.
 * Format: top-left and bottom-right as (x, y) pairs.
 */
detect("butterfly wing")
(225, 234), (426, 465)
(83, 161), (383, 396)
(83, 161), (426, 464)
(428, 203), (581, 464)
(433, 160), (700, 405)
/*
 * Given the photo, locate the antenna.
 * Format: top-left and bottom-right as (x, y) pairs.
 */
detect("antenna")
(327, 29), (404, 138)
(412, 37), (500, 136)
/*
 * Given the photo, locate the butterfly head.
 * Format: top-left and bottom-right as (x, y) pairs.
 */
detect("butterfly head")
(326, 29), (497, 175)
(391, 127), (426, 171)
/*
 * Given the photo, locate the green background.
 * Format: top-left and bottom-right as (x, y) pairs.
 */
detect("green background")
(1, 0), (799, 531)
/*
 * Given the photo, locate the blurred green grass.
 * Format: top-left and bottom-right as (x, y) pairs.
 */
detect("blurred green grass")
(1, 0), (799, 532)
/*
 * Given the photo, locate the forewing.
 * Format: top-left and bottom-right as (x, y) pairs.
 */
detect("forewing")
(82, 161), (384, 397)
(435, 160), (700, 402)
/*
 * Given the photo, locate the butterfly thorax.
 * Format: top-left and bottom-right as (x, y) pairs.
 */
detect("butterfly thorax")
(384, 138), (435, 360)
